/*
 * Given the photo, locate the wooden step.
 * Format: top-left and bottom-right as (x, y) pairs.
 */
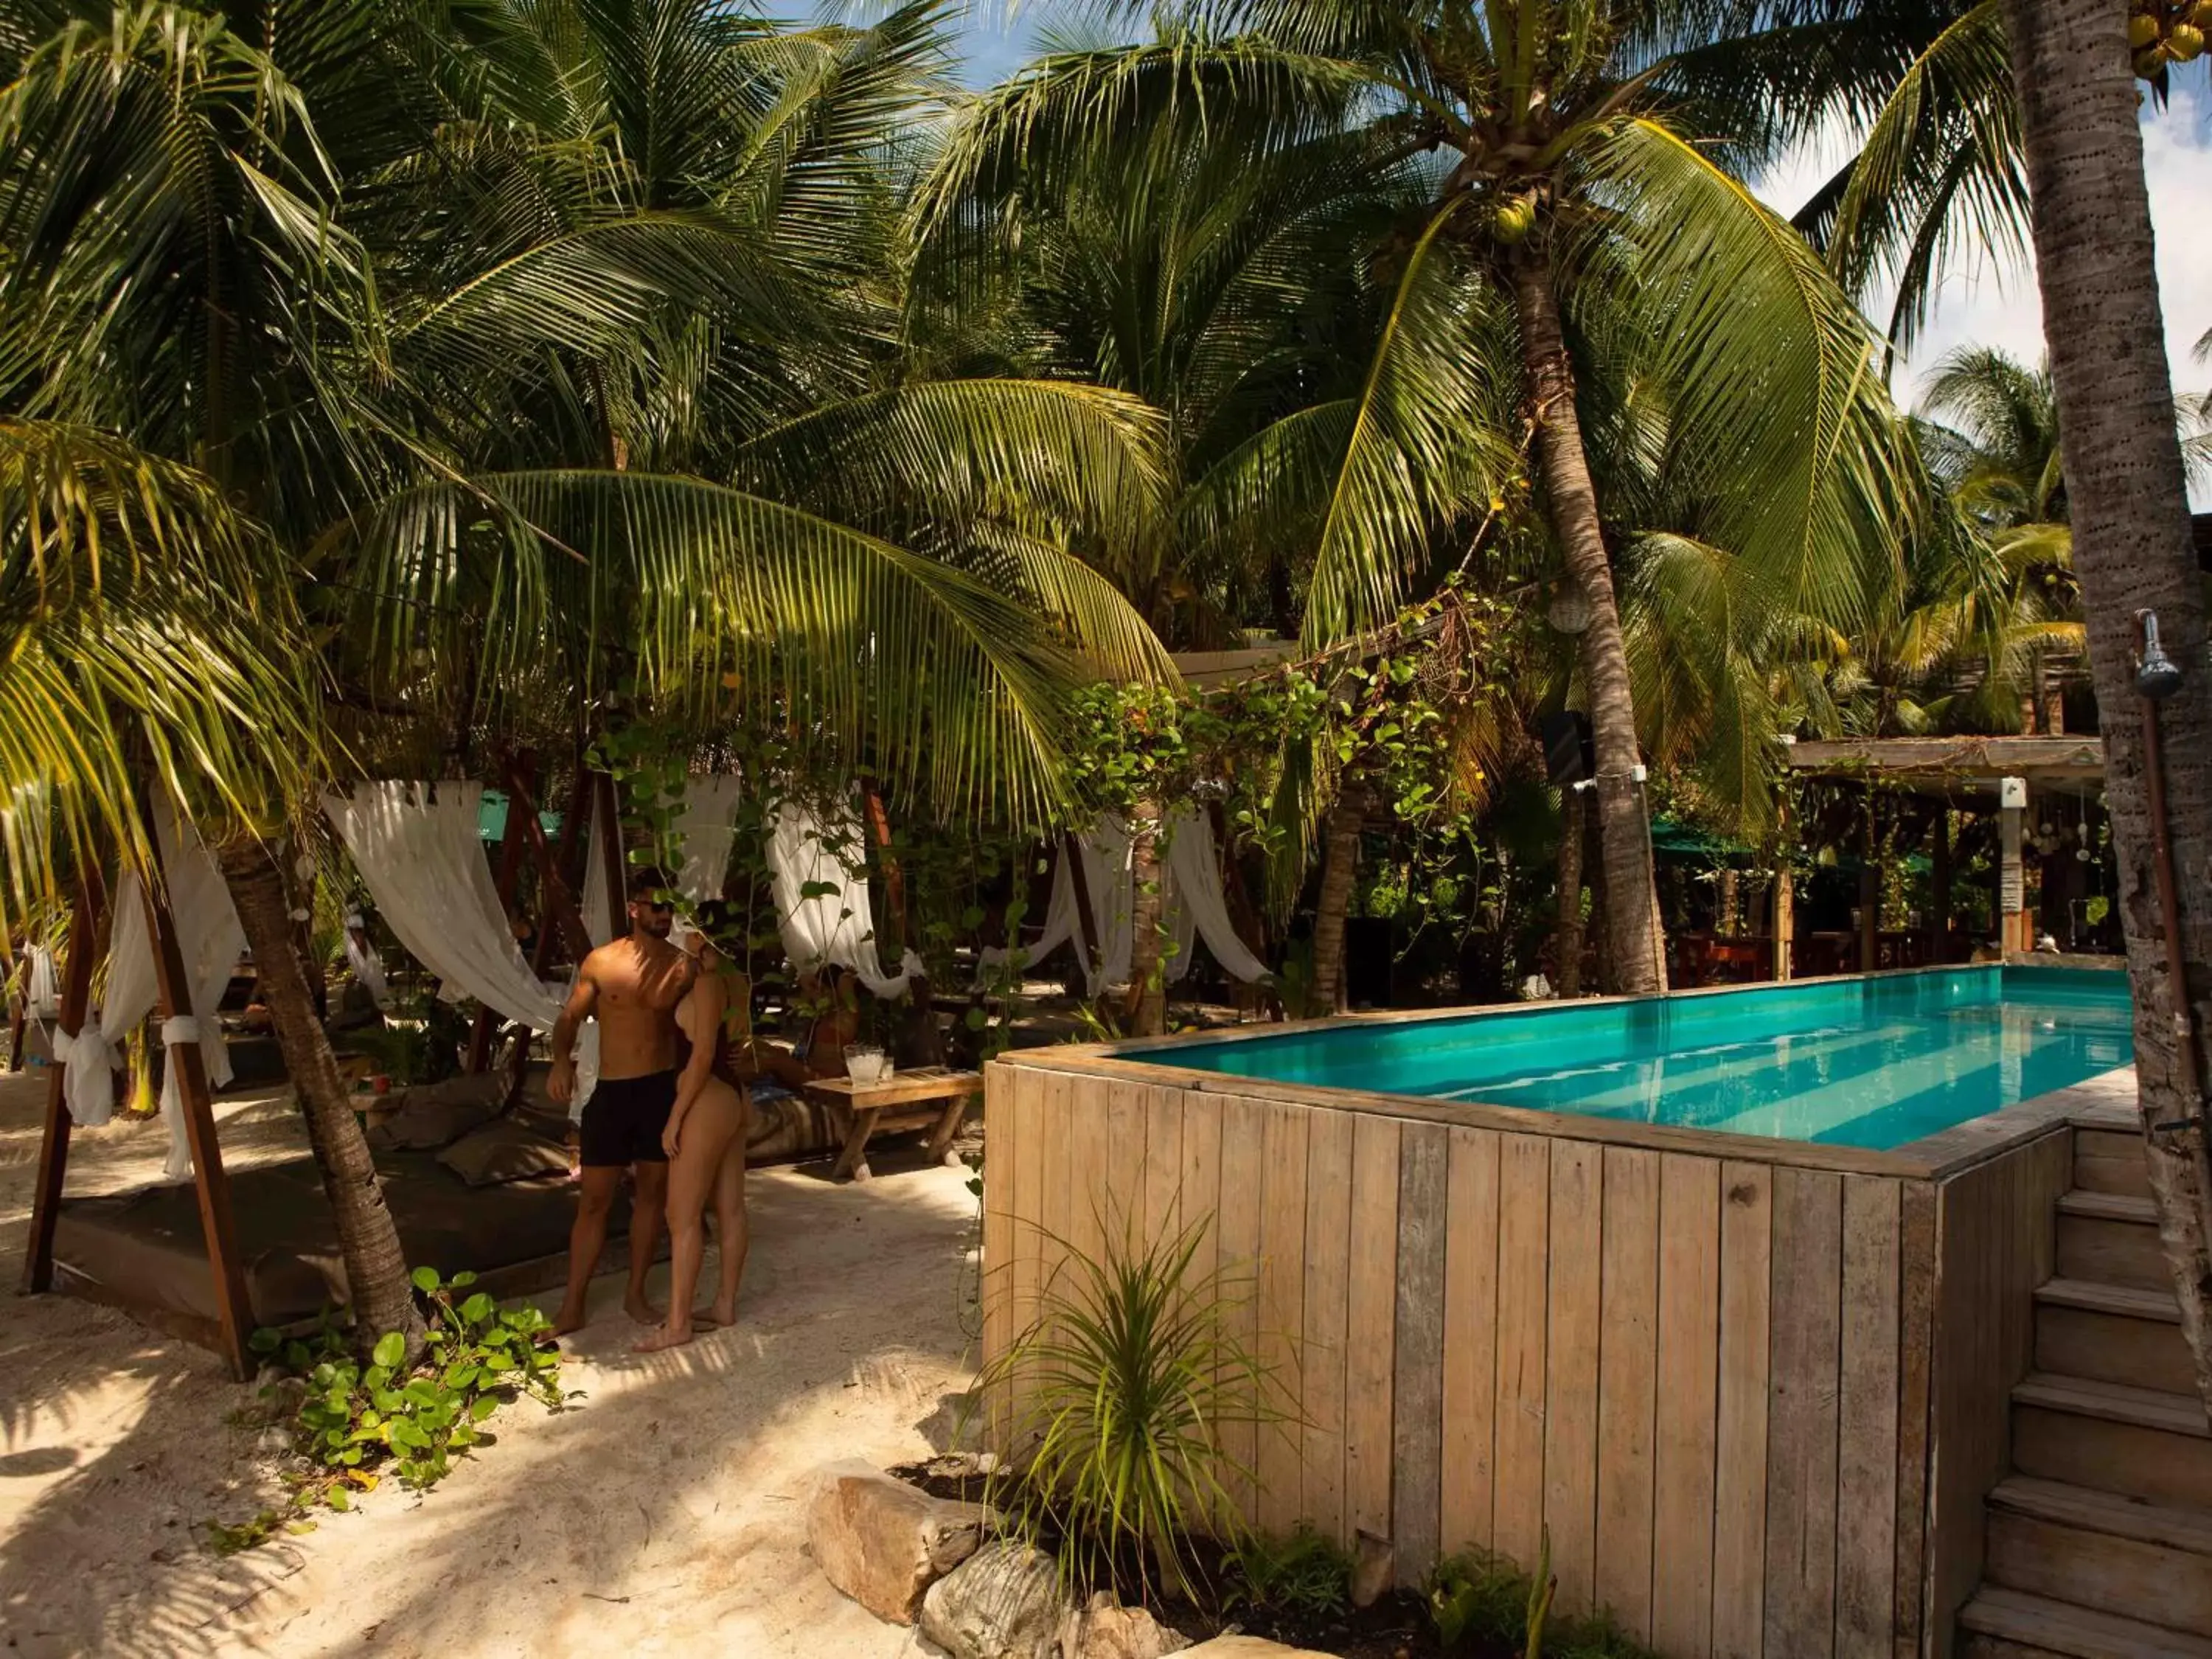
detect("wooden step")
(2073, 1127), (2152, 1200)
(1986, 1477), (2212, 1637)
(2036, 1279), (2197, 1395)
(1958, 1585), (2212, 1659)
(2056, 1192), (2170, 1290)
(2012, 1374), (2212, 1510)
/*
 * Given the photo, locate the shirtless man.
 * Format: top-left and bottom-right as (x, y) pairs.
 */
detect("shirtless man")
(550, 867), (695, 1336)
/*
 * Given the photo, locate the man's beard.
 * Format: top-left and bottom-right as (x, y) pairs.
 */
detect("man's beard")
(636, 913), (673, 939)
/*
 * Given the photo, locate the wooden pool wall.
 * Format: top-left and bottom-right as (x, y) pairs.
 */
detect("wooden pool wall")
(981, 1037), (2097, 1659)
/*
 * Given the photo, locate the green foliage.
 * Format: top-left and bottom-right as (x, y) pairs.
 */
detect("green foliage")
(1427, 1527), (1655, 1659)
(1224, 1523), (1354, 1619)
(980, 1211), (1273, 1601)
(215, 1269), (574, 1553)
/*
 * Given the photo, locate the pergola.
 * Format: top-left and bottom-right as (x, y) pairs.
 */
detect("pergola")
(1783, 734), (2109, 964)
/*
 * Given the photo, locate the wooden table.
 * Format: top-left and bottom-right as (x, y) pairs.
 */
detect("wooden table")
(801, 1068), (983, 1182)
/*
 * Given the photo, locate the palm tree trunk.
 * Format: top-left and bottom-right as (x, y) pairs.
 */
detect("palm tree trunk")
(1554, 790), (1585, 998)
(219, 835), (424, 1360)
(1125, 803), (1167, 1037)
(2004, 0), (2212, 1413)
(1512, 250), (1665, 995)
(1311, 783), (1366, 1014)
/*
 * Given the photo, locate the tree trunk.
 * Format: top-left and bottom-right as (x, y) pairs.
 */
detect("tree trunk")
(1512, 250), (1665, 995)
(1124, 802), (1167, 1037)
(1554, 789), (1585, 998)
(219, 835), (424, 1360)
(1311, 784), (1366, 1014)
(2004, 0), (2212, 1413)
(1585, 790), (1614, 993)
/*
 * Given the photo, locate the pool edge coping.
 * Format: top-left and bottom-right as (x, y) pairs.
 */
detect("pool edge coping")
(995, 966), (2137, 1183)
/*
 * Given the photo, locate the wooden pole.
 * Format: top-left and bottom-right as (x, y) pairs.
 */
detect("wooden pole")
(1859, 790), (1881, 973)
(862, 784), (906, 959)
(2000, 780), (2028, 953)
(139, 816), (254, 1380)
(594, 771), (626, 939)
(527, 762), (596, 980)
(1772, 865), (1794, 983)
(506, 765), (596, 961)
(467, 752), (537, 1073)
(22, 871), (105, 1294)
(1929, 809), (1953, 965)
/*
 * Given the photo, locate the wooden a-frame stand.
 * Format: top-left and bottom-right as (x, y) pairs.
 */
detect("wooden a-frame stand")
(21, 803), (256, 1380)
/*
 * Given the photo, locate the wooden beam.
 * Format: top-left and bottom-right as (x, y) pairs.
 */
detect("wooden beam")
(863, 784), (906, 959)
(22, 870), (105, 1294)
(594, 771), (626, 939)
(505, 764), (595, 961)
(139, 817), (254, 1380)
(1062, 831), (1100, 984)
(467, 751), (537, 1073)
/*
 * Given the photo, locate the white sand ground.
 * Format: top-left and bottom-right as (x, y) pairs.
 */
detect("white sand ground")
(0, 1069), (980, 1658)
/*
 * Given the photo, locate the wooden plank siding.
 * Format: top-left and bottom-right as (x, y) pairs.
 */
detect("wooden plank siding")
(979, 1058), (2068, 1659)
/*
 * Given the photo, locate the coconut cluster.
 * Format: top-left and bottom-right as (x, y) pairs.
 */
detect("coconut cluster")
(2131, 1), (2209, 78)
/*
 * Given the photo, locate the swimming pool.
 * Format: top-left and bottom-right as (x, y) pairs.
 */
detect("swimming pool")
(1132, 965), (2134, 1150)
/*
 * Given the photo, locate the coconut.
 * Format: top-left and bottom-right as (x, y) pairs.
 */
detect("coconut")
(2194, 0), (2212, 27)
(1494, 195), (1536, 245)
(2128, 12), (2160, 47)
(2135, 44), (2168, 77)
(2169, 21), (2205, 58)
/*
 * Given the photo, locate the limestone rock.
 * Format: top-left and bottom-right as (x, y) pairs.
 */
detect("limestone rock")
(1178, 1640), (1338, 1658)
(1060, 1591), (1190, 1658)
(1349, 1528), (1393, 1609)
(919, 1540), (1073, 1659)
(806, 1458), (990, 1624)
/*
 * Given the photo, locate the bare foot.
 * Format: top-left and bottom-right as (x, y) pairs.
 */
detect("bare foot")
(709, 1296), (738, 1329)
(624, 1292), (662, 1326)
(554, 1304), (588, 1338)
(633, 1321), (695, 1353)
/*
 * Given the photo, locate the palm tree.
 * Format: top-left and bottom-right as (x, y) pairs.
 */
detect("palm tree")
(0, 1), (1175, 1349)
(2002, 0), (2212, 1412)
(925, 2), (1916, 997)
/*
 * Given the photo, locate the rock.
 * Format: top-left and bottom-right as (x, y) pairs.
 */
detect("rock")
(919, 1540), (1073, 1659)
(1349, 1528), (1393, 1609)
(806, 1458), (991, 1624)
(1177, 1641), (1337, 1658)
(1060, 1591), (1189, 1658)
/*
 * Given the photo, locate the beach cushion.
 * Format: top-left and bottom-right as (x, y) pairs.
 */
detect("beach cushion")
(437, 1117), (571, 1188)
(366, 1073), (506, 1152)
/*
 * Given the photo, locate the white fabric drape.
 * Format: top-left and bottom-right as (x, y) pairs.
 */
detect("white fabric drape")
(54, 804), (243, 1181)
(342, 914), (391, 1010)
(765, 802), (924, 998)
(580, 787), (619, 947)
(1161, 805), (1272, 984)
(674, 776), (746, 902)
(987, 806), (1268, 993)
(24, 945), (59, 1022)
(324, 782), (597, 1107)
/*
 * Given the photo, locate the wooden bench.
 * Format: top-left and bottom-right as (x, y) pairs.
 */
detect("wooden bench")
(801, 1068), (983, 1182)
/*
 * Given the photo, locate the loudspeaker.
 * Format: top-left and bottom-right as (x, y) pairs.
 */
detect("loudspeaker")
(1541, 712), (1594, 785)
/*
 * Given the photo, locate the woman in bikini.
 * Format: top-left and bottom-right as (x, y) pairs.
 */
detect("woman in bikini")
(635, 905), (752, 1352)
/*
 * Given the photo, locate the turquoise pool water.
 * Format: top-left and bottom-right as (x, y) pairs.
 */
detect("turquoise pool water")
(1138, 967), (2134, 1150)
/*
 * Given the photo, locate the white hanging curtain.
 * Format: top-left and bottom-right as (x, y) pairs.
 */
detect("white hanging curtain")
(22, 944), (59, 1029)
(674, 775), (746, 902)
(52, 803), (243, 1180)
(765, 801), (925, 998)
(580, 787), (619, 946)
(983, 806), (1267, 993)
(324, 781), (597, 1106)
(1161, 804), (1272, 984)
(341, 915), (391, 1010)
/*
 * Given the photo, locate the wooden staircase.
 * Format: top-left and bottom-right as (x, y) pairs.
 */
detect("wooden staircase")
(1958, 1114), (2212, 1659)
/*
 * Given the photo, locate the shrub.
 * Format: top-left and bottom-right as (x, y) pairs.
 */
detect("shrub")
(1225, 1523), (1355, 1618)
(211, 1267), (573, 1552)
(1427, 1528), (1657, 1659)
(979, 1211), (1273, 1601)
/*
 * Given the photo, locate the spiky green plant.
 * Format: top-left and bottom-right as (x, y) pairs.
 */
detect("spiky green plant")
(980, 1211), (1274, 1601)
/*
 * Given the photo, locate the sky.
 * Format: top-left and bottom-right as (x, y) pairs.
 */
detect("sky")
(942, 10), (2212, 437)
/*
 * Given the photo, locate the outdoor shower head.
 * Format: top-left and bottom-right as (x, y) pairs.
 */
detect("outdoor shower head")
(2135, 611), (2185, 701)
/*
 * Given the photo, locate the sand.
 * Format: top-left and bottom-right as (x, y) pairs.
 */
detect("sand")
(0, 1069), (979, 1658)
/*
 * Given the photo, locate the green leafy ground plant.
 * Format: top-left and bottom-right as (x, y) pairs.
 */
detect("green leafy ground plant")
(978, 1211), (1273, 1602)
(210, 1268), (574, 1553)
(1225, 1523), (1355, 1619)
